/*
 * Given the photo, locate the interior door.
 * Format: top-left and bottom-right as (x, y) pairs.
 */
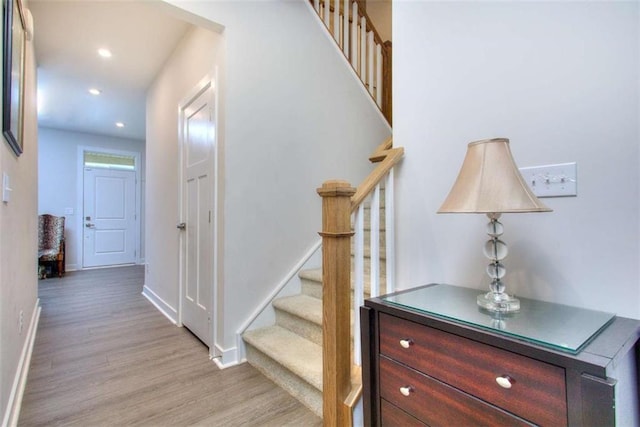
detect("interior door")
(83, 168), (136, 267)
(179, 80), (215, 346)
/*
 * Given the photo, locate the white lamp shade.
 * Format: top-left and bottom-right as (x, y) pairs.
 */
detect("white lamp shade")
(438, 138), (552, 214)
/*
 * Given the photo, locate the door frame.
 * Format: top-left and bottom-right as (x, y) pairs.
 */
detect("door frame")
(76, 146), (142, 269)
(177, 72), (220, 359)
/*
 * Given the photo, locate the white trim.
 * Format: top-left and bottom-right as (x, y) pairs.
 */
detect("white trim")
(141, 286), (177, 324)
(2, 299), (40, 427)
(303, 1), (392, 133)
(234, 240), (322, 362)
(76, 146), (142, 269)
(211, 66), (221, 360)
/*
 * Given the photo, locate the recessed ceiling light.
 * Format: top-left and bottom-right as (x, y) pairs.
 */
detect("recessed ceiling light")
(115, 122), (125, 128)
(88, 88), (101, 96)
(98, 48), (112, 58)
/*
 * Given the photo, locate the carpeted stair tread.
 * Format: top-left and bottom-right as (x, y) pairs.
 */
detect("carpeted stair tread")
(243, 325), (322, 391)
(274, 294), (322, 325)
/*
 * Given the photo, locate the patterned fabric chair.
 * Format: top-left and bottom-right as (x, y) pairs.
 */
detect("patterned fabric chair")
(38, 214), (65, 278)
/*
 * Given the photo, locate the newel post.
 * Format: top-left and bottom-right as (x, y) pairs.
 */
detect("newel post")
(318, 180), (356, 427)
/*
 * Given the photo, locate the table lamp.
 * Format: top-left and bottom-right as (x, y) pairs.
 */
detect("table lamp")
(438, 138), (552, 312)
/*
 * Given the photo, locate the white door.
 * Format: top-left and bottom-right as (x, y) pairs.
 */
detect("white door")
(179, 80), (215, 346)
(83, 168), (137, 267)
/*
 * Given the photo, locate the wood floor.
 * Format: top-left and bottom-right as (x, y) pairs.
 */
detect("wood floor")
(19, 266), (321, 426)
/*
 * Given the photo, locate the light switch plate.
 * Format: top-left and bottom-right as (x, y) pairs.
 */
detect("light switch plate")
(519, 162), (577, 198)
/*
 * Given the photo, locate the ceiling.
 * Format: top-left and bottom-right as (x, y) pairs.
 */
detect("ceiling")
(30, 0), (193, 141)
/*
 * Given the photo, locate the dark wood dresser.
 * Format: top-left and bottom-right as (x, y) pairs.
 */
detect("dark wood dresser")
(361, 284), (640, 426)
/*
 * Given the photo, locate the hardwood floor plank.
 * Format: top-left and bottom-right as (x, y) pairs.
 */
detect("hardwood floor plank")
(19, 266), (321, 426)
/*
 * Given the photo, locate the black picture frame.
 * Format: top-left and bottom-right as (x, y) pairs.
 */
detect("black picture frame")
(2, 0), (25, 156)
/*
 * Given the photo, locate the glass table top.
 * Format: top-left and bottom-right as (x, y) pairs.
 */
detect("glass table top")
(381, 284), (616, 354)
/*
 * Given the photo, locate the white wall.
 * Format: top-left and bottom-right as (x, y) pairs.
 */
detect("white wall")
(394, 1), (639, 318)
(151, 1), (391, 363)
(1, 5), (39, 422)
(38, 127), (145, 271)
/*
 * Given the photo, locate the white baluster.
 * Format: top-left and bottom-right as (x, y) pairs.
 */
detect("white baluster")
(367, 31), (374, 96)
(333, 0), (340, 47)
(385, 170), (395, 293)
(360, 16), (366, 84)
(370, 185), (380, 297)
(353, 203), (365, 366)
(376, 43), (383, 107)
(343, 0), (350, 56)
(351, 2), (358, 69)
(314, 0), (320, 13)
(323, 0), (330, 28)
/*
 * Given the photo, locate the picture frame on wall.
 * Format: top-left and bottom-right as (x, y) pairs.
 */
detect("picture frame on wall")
(2, 0), (26, 156)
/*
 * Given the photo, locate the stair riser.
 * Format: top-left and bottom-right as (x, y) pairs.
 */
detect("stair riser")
(275, 309), (322, 346)
(245, 344), (323, 418)
(301, 277), (323, 299)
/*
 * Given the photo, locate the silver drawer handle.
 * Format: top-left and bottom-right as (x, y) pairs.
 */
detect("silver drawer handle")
(399, 339), (413, 349)
(399, 386), (413, 397)
(495, 375), (514, 389)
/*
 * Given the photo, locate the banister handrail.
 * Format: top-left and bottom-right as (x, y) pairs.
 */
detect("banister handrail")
(351, 137), (404, 210)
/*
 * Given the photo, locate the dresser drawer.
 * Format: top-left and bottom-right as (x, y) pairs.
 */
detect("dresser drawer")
(380, 399), (427, 427)
(380, 356), (533, 426)
(379, 313), (567, 426)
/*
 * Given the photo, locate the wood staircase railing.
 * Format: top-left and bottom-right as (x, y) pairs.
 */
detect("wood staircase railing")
(310, 0), (392, 125)
(318, 137), (403, 425)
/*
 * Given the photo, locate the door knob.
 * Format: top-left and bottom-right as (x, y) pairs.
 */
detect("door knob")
(177, 222), (186, 230)
(85, 223), (95, 228)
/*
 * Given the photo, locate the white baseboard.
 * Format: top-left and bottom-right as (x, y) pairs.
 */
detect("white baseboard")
(2, 299), (40, 427)
(142, 285), (177, 324)
(212, 344), (241, 369)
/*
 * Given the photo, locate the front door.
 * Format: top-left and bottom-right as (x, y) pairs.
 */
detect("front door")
(179, 79), (215, 346)
(83, 168), (136, 268)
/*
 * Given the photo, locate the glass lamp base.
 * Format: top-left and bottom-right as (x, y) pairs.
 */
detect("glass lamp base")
(477, 291), (520, 313)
